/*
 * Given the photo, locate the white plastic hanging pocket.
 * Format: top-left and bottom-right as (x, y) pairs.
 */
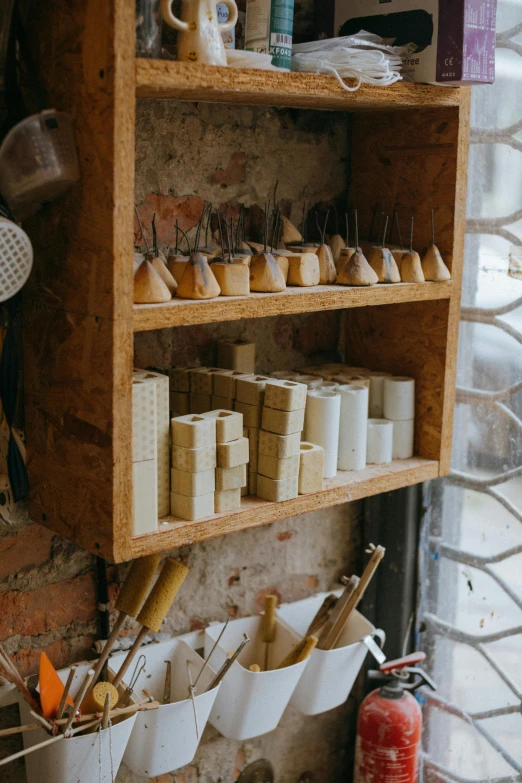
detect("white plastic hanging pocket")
(292, 31), (416, 92)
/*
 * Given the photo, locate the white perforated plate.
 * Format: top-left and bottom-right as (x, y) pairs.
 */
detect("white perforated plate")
(0, 219), (33, 302)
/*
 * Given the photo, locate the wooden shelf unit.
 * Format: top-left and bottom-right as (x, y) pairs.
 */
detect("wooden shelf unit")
(23, 0), (470, 563)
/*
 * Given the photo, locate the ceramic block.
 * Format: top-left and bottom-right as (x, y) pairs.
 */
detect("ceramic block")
(216, 463), (247, 491)
(202, 409), (243, 443)
(171, 467), (216, 497)
(271, 370), (301, 381)
(133, 369), (170, 516)
(236, 375), (270, 406)
(258, 453), (300, 481)
(298, 443), (325, 494)
(190, 367), (220, 395)
(169, 367), (192, 393)
(383, 377), (415, 421)
(245, 427), (260, 471)
(217, 437), (249, 468)
(369, 372), (392, 418)
(248, 472), (257, 495)
(170, 391), (190, 416)
(287, 253), (320, 286)
(170, 491), (215, 521)
(172, 443), (217, 473)
(133, 460), (159, 534)
(213, 370), (249, 399)
(215, 487), (242, 513)
(366, 419), (393, 465)
(258, 430), (301, 458)
(261, 406), (305, 436)
(190, 393), (211, 414)
(132, 379), (157, 462)
(218, 340), (256, 374)
(171, 414), (216, 449)
(212, 395), (234, 411)
(391, 418), (414, 459)
(234, 400), (262, 428)
(212, 262), (250, 296)
(264, 380), (307, 412)
(257, 474), (298, 502)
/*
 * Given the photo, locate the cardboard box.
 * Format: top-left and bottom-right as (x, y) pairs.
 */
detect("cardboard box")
(315, 0), (496, 85)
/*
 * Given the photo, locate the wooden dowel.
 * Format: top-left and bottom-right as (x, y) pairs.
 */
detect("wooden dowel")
(0, 723), (41, 739)
(102, 691), (111, 730)
(318, 576), (360, 651)
(89, 614), (126, 686)
(0, 644), (41, 714)
(305, 594), (338, 636)
(63, 669), (94, 734)
(262, 595), (277, 671)
(29, 710), (54, 734)
(163, 660), (171, 705)
(276, 635), (318, 669)
(53, 698), (160, 727)
(56, 665), (76, 720)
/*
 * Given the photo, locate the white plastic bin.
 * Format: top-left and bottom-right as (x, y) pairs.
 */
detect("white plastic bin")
(110, 631), (219, 778)
(204, 615), (307, 740)
(19, 663), (136, 783)
(277, 592), (385, 716)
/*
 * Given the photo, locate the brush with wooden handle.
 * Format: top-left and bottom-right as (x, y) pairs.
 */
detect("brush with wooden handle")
(276, 635), (318, 669)
(305, 593), (338, 636)
(90, 554), (161, 686)
(318, 545), (385, 651)
(0, 642), (41, 714)
(112, 559), (189, 690)
(261, 595), (278, 671)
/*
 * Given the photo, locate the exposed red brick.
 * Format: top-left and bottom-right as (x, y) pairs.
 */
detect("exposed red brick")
(277, 531), (293, 541)
(0, 572), (97, 640)
(135, 195), (206, 248)
(307, 576), (319, 589)
(0, 525), (54, 581)
(190, 617), (205, 631)
(151, 774), (174, 783)
(227, 605), (238, 618)
(12, 634), (95, 678)
(233, 748), (247, 780)
(210, 152), (246, 186)
(255, 588), (282, 613)
(228, 568), (240, 587)
(174, 766), (198, 783)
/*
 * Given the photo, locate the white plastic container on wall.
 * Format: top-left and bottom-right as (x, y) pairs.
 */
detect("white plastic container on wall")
(277, 592), (385, 716)
(204, 614), (307, 740)
(109, 631), (220, 778)
(18, 663), (137, 783)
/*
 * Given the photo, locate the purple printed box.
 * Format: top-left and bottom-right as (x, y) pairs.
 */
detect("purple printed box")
(314, 0), (497, 85)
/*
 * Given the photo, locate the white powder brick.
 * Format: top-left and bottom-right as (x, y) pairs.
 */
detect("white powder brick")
(216, 463), (247, 491)
(258, 430), (301, 458)
(202, 409), (243, 443)
(213, 370), (250, 399)
(257, 474), (298, 502)
(172, 414), (216, 449)
(218, 340), (256, 374)
(215, 487), (242, 513)
(264, 380), (308, 412)
(261, 406), (305, 436)
(133, 369), (170, 516)
(217, 437), (249, 469)
(133, 460), (159, 535)
(190, 367), (220, 395)
(171, 467), (216, 497)
(298, 442), (325, 494)
(235, 400), (262, 428)
(132, 380), (157, 462)
(236, 375), (271, 406)
(258, 453), (300, 481)
(170, 491), (215, 521)
(171, 443), (217, 473)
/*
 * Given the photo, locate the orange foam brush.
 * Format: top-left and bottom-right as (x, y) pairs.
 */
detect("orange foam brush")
(39, 652), (73, 719)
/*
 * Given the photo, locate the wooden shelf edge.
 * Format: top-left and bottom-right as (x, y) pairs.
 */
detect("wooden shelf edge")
(129, 457), (438, 558)
(136, 60), (463, 112)
(133, 281), (452, 331)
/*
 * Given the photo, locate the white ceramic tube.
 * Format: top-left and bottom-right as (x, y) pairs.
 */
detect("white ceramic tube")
(337, 384), (368, 471)
(368, 372), (392, 418)
(366, 419), (393, 465)
(271, 370), (301, 380)
(391, 418), (414, 459)
(304, 391), (341, 478)
(295, 375), (321, 387)
(383, 376), (415, 421)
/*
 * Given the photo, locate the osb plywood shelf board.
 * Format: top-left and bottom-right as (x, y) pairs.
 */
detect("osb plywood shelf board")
(134, 281), (453, 331)
(136, 60), (465, 112)
(131, 457), (439, 556)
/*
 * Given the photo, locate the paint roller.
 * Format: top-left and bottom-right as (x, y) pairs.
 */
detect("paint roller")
(89, 554), (161, 686)
(112, 559), (189, 690)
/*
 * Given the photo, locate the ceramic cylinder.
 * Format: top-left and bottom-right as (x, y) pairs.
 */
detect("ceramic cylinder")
(383, 376), (415, 421)
(366, 419), (393, 465)
(368, 371), (392, 418)
(304, 390), (341, 478)
(315, 381), (338, 391)
(271, 370), (301, 380)
(295, 375), (321, 386)
(337, 384), (368, 471)
(391, 418), (414, 459)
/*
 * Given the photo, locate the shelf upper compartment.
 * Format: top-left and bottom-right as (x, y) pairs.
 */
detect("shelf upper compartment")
(133, 280), (452, 331)
(130, 456), (438, 556)
(136, 60), (464, 112)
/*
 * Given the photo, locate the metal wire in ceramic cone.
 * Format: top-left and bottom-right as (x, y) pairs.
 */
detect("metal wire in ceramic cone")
(316, 243), (337, 284)
(150, 255), (178, 294)
(177, 251), (221, 299)
(280, 215), (303, 244)
(337, 250), (378, 286)
(368, 246), (401, 283)
(237, 241), (253, 255)
(212, 261), (250, 295)
(328, 234), (345, 265)
(400, 250), (425, 282)
(422, 244), (451, 281)
(134, 259), (172, 303)
(250, 251), (286, 292)
(391, 249), (407, 266)
(231, 254), (251, 266)
(336, 246), (356, 274)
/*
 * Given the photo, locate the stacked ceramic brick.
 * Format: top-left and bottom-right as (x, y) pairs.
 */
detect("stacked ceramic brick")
(256, 379), (309, 502)
(233, 375), (272, 496)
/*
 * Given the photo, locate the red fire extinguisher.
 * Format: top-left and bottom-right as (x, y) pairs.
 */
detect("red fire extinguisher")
(353, 652), (436, 783)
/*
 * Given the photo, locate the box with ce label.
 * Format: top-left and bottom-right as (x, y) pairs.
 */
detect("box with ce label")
(315, 0), (496, 85)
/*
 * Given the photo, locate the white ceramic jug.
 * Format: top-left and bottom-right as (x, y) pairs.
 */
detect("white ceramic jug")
(161, 0), (238, 66)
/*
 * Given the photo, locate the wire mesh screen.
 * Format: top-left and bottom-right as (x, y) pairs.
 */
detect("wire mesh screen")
(419, 5), (522, 782)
